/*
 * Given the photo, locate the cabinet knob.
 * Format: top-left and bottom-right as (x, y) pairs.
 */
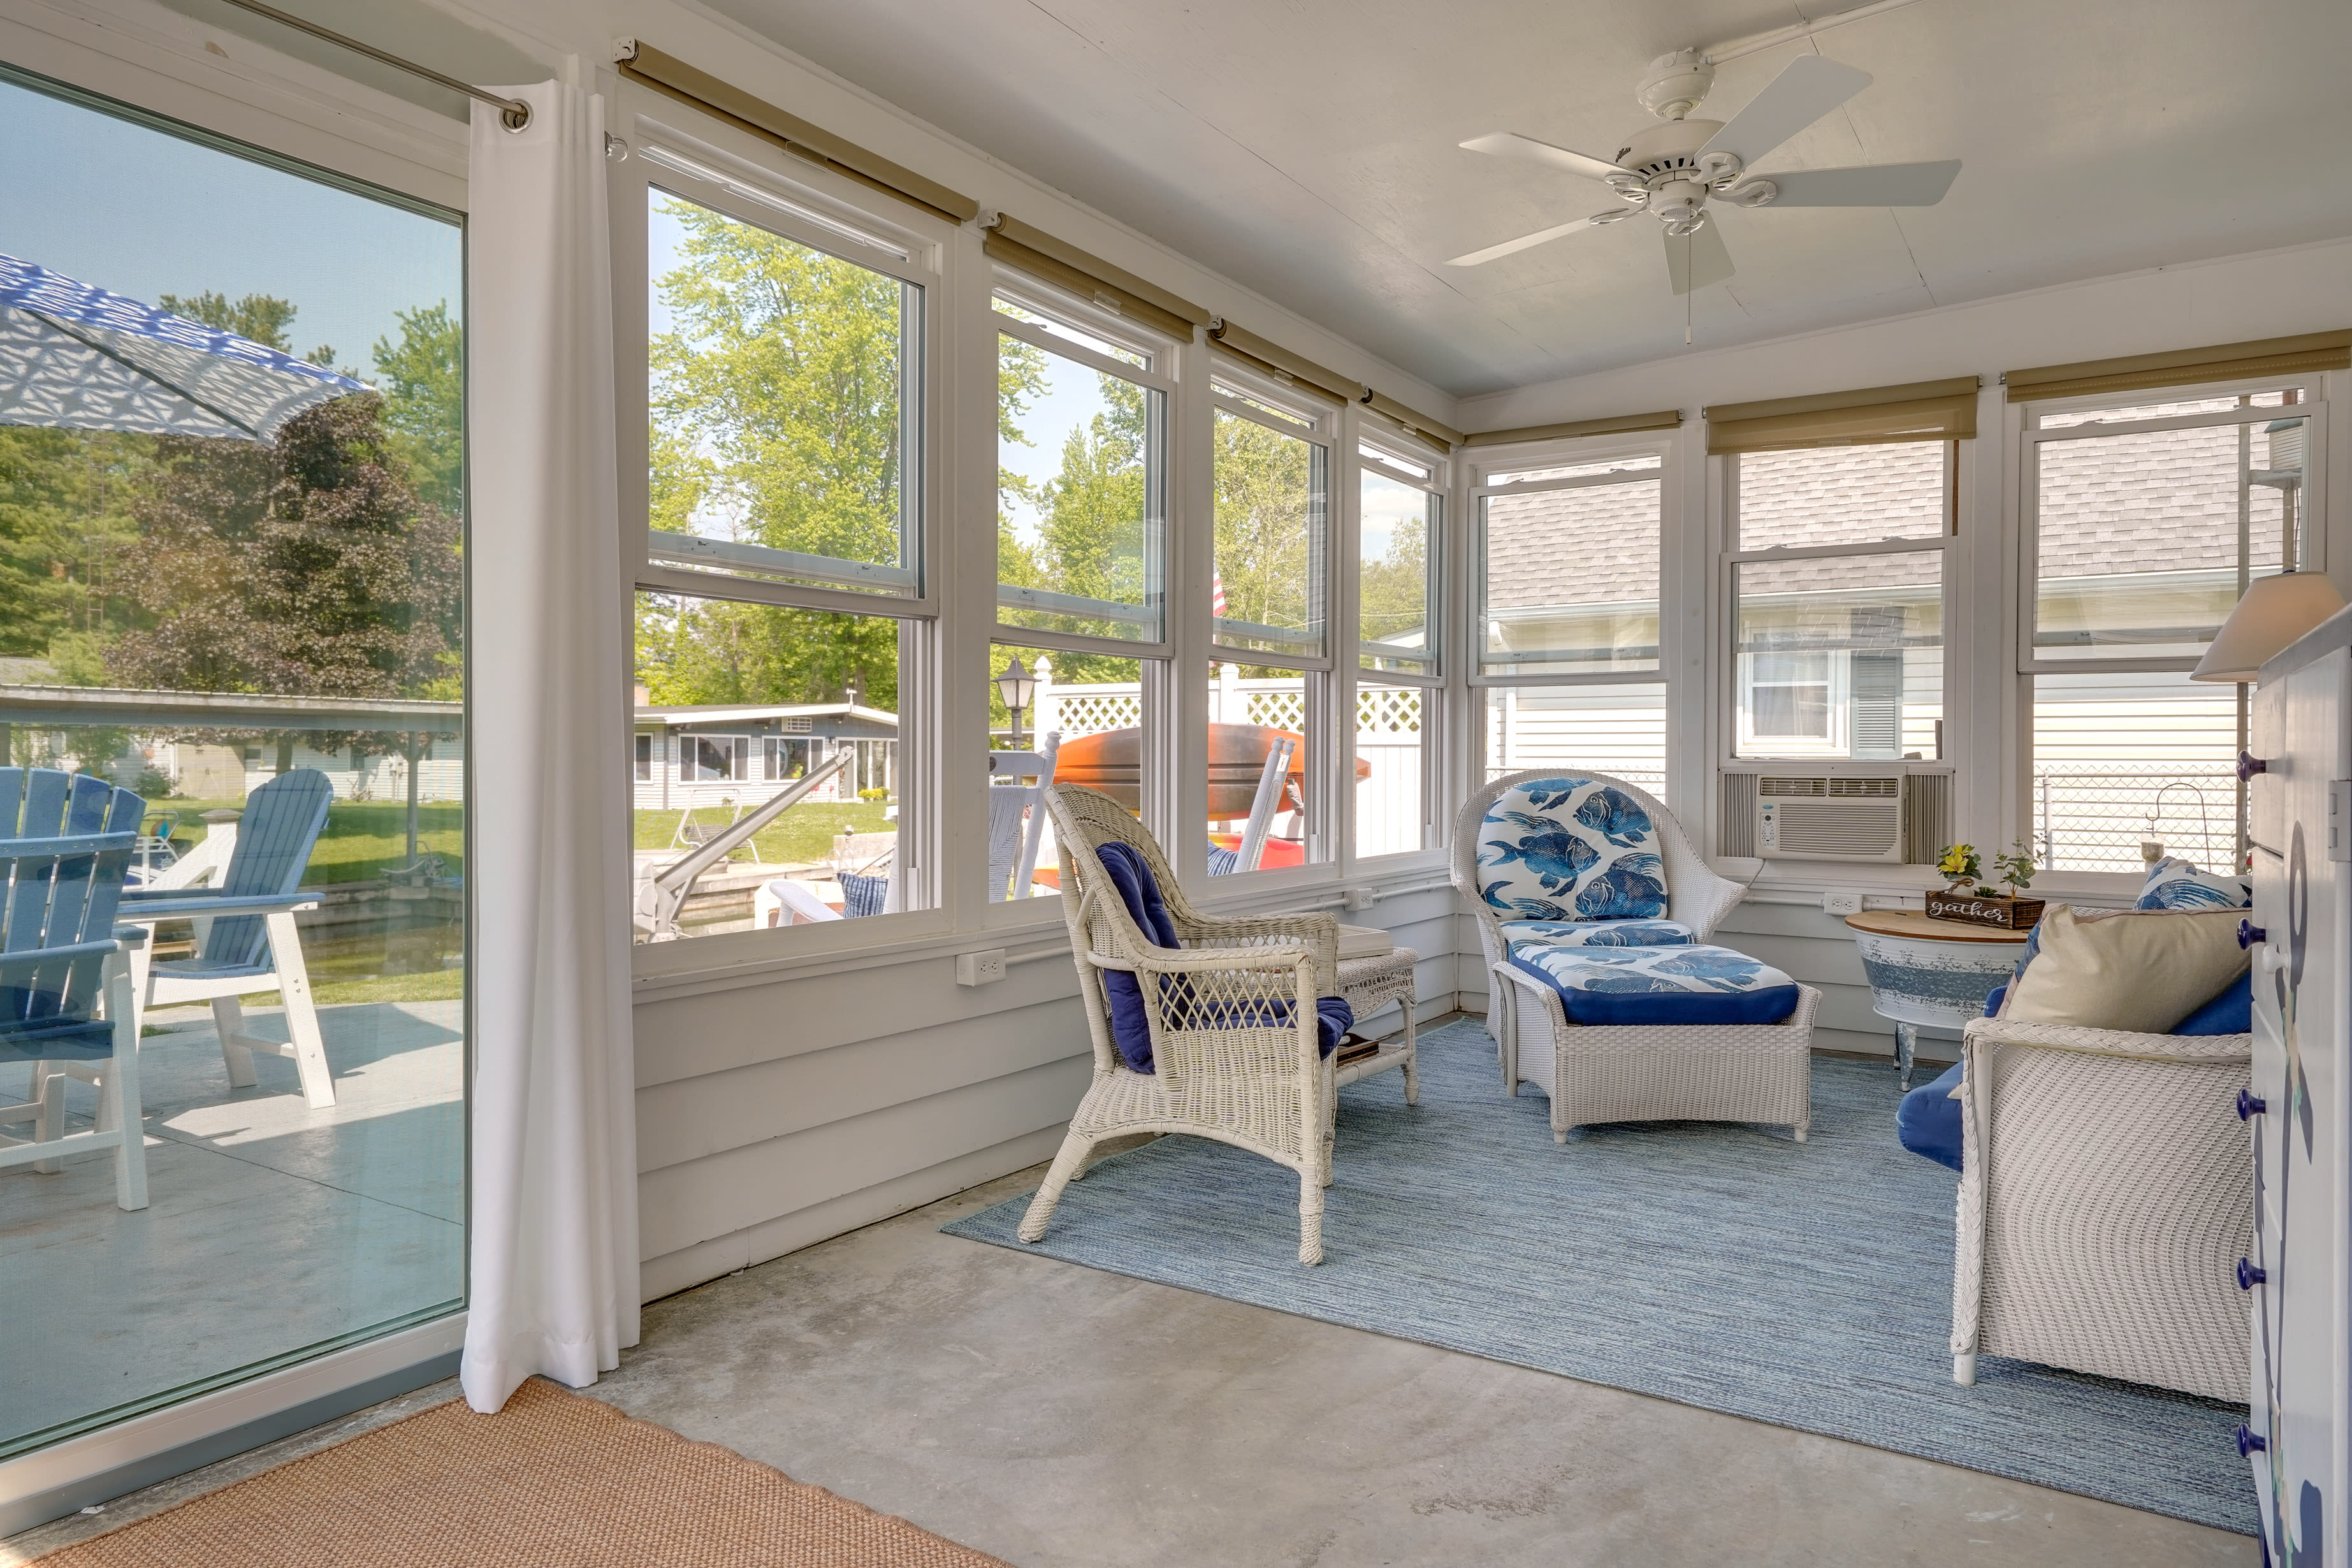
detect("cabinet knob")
(2239, 1089), (2269, 1121)
(2238, 919), (2267, 949)
(2238, 1258), (2267, 1290)
(2238, 751), (2270, 781)
(2237, 1423), (2268, 1456)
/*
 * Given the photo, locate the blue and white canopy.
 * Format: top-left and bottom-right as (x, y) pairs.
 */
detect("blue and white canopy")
(0, 254), (366, 445)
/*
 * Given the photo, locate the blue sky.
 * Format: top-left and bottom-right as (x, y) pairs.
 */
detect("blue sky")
(0, 76), (461, 375)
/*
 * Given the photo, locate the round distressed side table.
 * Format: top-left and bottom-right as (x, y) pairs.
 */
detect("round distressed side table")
(1843, 910), (2034, 1088)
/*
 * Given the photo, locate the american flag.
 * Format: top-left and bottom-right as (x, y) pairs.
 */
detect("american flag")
(1211, 568), (1226, 618)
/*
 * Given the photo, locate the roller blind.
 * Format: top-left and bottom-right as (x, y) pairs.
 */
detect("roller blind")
(1465, 409), (1681, 448)
(982, 215), (1209, 342)
(1358, 389), (1462, 450)
(618, 41), (978, 225)
(1704, 377), (1977, 454)
(2005, 330), (2352, 404)
(1207, 319), (1365, 405)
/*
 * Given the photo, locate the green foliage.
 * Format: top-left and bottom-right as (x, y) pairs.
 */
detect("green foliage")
(635, 592), (899, 713)
(0, 426), (147, 658)
(634, 801), (889, 866)
(651, 200), (905, 568)
(370, 302), (465, 514)
(1213, 407), (1317, 643)
(1358, 512), (1429, 651)
(1994, 839), (2037, 892)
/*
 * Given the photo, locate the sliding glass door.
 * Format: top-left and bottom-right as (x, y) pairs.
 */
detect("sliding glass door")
(0, 64), (466, 1456)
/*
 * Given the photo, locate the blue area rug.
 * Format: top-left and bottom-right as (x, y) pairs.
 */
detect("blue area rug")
(943, 1019), (2254, 1534)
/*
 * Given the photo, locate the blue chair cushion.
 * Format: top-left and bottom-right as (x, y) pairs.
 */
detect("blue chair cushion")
(1506, 941), (1800, 1026)
(0, 1009), (117, 1062)
(1475, 777), (1669, 924)
(1500, 918), (1699, 949)
(1093, 843), (1347, 1072)
(1899, 968), (2256, 1173)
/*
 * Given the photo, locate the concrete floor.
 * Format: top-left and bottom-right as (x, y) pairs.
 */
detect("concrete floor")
(10, 1143), (2260, 1566)
(0, 1000), (463, 1453)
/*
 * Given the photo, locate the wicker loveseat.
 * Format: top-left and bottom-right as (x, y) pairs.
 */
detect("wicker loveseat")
(1020, 783), (1349, 1265)
(1949, 1012), (2253, 1400)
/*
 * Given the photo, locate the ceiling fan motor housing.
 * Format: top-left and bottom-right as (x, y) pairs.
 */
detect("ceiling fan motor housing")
(1635, 49), (1715, 119)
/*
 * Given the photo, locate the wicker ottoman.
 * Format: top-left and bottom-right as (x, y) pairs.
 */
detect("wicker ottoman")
(1335, 947), (1419, 1104)
(1493, 959), (1818, 1144)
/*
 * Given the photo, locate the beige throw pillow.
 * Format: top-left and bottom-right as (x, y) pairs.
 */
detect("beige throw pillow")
(2004, 905), (2249, 1033)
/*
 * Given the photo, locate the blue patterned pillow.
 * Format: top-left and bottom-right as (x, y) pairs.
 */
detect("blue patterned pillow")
(1507, 940), (1799, 1026)
(1500, 918), (1698, 948)
(2135, 856), (2251, 911)
(1477, 777), (1668, 924)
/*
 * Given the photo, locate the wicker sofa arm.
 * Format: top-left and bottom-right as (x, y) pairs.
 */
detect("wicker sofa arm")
(1960, 1015), (2251, 1064)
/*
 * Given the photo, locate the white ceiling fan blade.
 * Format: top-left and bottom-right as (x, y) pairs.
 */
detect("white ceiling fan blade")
(1458, 131), (1632, 184)
(1664, 222), (1735, 296)
(1697, 55), (1871, 168)
(1745, 160), (1961, 207)
(1447, 214), (1608, 268)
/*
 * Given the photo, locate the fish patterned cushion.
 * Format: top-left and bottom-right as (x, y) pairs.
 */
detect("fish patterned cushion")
(1499, 918), (1699, 949)
(1477, 778), (1669, 924)
(2135, 855), (2251, 911)
(1506, 941), (1801, 1027)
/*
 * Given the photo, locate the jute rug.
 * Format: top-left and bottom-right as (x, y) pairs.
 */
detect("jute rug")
(33, 1379), (1010, 1567)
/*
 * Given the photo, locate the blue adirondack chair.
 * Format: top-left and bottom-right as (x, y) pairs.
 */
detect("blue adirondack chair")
(119, 769), (338, 1107)
(0, 768), (151, 1210)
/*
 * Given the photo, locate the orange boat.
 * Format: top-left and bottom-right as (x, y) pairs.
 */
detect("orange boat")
(1051, 723), (1370, 820)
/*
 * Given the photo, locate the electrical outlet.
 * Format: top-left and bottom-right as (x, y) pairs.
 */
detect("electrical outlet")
(1820, 890), (1864, 917)
(955, 948), (1008, 987)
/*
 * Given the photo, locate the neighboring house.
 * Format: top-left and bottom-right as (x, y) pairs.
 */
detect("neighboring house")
(634, 701), (899, 813)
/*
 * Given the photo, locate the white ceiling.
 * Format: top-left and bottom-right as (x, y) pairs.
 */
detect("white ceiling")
(698, 0), (2352, 399)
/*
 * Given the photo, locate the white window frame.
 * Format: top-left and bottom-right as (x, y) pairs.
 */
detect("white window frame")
(990, 273), (1177, 660)
(1722, 440), (1958, 766)
(1471, 439), (1667, 686)
(2017, 373), (2332, 878)
(614, 82), (952, 963)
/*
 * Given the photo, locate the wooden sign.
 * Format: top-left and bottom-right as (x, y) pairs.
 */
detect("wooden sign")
(1924, 890), (2046, 930)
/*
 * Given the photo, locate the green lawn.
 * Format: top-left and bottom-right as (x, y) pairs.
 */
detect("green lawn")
(159, 798), (464, 886)
(634, 802), (893, 865)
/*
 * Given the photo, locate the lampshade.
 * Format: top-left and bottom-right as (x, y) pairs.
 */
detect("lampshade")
(2189, 570), (2347, 683)
(996, 656), (1035, 713)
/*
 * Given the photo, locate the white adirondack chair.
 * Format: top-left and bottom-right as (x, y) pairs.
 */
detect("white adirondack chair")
(987, 732), (1060, 901)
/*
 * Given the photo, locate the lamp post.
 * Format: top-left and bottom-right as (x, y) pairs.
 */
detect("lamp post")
(997, 657), (1035, 748)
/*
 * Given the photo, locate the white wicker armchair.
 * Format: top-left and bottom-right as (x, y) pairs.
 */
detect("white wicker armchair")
(1949, 1014), (2253, 1400)
(1452, 769), (1750, 1087)
(1021, 784), (1345, 1265)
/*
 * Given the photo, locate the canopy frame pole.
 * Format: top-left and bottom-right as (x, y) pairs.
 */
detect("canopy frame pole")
(214, 0), (533, 129)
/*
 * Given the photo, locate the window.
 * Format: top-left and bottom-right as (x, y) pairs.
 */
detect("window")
(1359, 443), (1439, 674)
(1729, 444), (1951, 760)
(626, 126), (941, 942)
(0, 62), (465, 1456)
(1475, 440), (1668, 800)
(1479, 455), (1660, 676)
(994, 291), (1168, 644)
(1483, 684), (1669, 800)
(633, 590), (914, 933)
(991, 642), (1145, 900)
(1213, 378), (1330, 660)
(635, 733), (655, 780)
(2023, 382), (2321, 871)
(1355, 683), (1426, 856)
(1206, 660), (1327, 872)
(643, 182), (922, 597)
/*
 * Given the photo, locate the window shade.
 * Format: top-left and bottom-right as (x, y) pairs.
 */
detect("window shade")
(1360, 389), (1463, 449)
(982, 215), (1209, 342)
(617, 41), (978, 225)
(2005, 330), (2352, 404)
(1704, 377), (1977, 454)
(1465, 409), (1682, 448)
(1207, 319), (1365, 405)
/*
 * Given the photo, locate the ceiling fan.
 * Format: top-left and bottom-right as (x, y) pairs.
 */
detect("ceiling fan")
(1448, 49), (1960, 294)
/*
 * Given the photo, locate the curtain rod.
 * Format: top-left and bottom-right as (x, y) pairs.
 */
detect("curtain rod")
(213, 0), (532, 129)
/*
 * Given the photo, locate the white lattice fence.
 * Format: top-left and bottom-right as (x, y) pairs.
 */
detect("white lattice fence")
(1042, 685), (1142, 738)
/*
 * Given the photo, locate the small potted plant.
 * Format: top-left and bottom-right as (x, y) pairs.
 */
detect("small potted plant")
(1927, 839), (2046, 929)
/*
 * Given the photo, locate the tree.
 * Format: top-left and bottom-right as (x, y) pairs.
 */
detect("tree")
(371, 302), (464, 515)
(1212, 408), (1317, 643)
(158, 290), (335, 370)
(0, 427), (147, 666)
(1358, 512), (1428, 650)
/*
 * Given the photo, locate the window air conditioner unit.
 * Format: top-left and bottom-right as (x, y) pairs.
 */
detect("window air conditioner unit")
(1757, 774), (1904, 862)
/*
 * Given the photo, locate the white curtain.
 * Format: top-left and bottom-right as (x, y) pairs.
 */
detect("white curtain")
(461, 78), (639, 1414)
